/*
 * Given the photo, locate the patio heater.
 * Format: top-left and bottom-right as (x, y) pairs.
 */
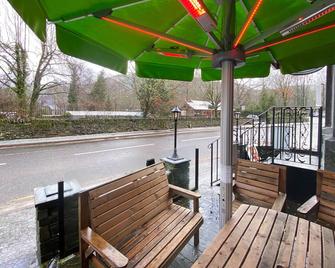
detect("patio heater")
(169, 106), (182, 161)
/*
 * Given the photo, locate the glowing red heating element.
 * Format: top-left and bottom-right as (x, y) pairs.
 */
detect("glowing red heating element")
(246, 22), (335, 55)
(178, 0), (216, 32)
(160, 52), (188, 58)
(101, 17), (213, 55)
(179, 0), (206, 18)
(233, 0), (264, 48)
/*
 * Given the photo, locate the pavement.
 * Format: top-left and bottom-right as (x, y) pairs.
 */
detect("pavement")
(0, 126), (219, 148)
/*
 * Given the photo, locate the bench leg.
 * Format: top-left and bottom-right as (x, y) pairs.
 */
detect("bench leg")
(194, 230), (199, 246)
(80, 239), (89, 268)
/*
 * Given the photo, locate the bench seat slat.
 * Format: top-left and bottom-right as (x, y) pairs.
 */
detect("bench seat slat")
(92, 179), (168, 226)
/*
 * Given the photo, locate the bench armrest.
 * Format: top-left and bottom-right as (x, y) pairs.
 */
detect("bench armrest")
(271, 192), (287, 211)
(297, 195), (319, 214)
(169, 184), (201, 213)
(81, 227), (128, 268)
(169, 184), (201, 200)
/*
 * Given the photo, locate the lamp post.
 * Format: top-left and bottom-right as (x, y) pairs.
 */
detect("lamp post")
(169, 106), (182, 160)
(235, 111), (241, 144)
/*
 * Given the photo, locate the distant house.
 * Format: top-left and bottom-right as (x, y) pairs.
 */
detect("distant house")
(182, 99), (221, 118)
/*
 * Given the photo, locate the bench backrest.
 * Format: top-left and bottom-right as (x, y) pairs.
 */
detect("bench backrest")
(235, 159), (286, 208)
(80, 162), (171, 247)
(316, 170), (335, 225)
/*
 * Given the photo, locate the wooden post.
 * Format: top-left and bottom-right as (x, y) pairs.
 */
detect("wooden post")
(193, 198), (199, 246)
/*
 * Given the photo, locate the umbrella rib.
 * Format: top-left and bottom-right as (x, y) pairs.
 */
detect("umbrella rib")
(233, 0), (264, 48)
(134, 13), (190, 60)
(245, 22), (335, 55)
(100, 16), (213, 55)
(239, 0), (279, 68)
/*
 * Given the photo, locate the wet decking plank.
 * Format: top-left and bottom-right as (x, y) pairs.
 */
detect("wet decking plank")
(192, 205), (335, 268)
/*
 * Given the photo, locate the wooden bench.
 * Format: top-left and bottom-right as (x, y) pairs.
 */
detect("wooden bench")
(297, 169), (335, 228)
(79, 162), (203, 268)
(234, 159), (287, 211)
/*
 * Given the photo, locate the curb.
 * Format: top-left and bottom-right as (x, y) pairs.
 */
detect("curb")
(0, 127), (219, 149)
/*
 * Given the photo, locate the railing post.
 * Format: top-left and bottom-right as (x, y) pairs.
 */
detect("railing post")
(210, 144), (213, 186)
(318, 107), (323, 168)
(195, 148), (199, 190)
(272, 107), (276, 164)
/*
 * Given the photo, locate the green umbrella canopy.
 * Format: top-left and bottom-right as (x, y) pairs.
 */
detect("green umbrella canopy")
(7, 0), (335, 81)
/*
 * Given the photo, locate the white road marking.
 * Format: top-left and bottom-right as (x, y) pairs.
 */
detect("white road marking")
(182, 136), (219, 142)
(0, 163), (7, 166)
(74, 143), (155, 156)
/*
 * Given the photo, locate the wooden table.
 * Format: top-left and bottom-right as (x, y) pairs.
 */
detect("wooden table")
(193, 204), (335, 268)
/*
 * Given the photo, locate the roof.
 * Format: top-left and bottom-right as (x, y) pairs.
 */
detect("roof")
(186, 100), (221, 111)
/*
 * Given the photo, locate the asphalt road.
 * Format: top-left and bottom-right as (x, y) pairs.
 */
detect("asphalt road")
(0, 128), (219, 205)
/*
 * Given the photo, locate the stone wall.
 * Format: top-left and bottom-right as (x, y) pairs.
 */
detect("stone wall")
(0, 117), (220, 140)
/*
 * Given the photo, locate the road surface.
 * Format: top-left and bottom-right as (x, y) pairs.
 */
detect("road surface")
(0, 128), (219, 205)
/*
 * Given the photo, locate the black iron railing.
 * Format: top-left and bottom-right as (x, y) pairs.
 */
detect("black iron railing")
(209, 106), (323, 186)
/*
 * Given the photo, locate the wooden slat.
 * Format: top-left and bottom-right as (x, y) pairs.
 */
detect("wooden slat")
(236, 170), (278, 186)
(242, 209), (278, 267)
(236, 181), (278, 198)
(192, 204), (250, 267)
(323, 177), (335, 188)
(319, 204), (335, 217)
(126, 209), (191, 265)
(232, 200), (242, 214)
(91, 170), (166, 209)
(108, 198), (172, 245)
(318, 212), (335, 225)
(271, 193), (286, 211)
(224, 207), (267, 268)
(307, 222), (322, 268)
(321, 170), (335, 181)
(236, 176), (278, 192)
(81, 227), (128, 268)
(274, 215), (298, 268)
(103, 194), (171, 243)
(147, 214), (203, 268)
(131, 212), (198, 267)
(92, 178), (168, 225)
(89, 162), (165, 199)
(322, 226), (335, 268)
(125, 207), (189, 259)
(237, 159), (280, 173)
(209, 206), (259, 267)
(297, 195), (319, 214)
(321, 184), (335, 195)
(259, 212), (288, 268)
(119, 205), (179, 252)
(289, 218), (309, 267)
(320, 198), (335, 210)
(236, 188), (275, 205)
(94, 185), (169, 233)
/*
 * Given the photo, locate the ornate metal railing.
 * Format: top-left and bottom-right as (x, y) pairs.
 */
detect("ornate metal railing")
(209, 106), (323, 185)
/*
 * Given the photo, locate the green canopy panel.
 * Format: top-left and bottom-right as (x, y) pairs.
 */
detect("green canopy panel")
(7, 0), (335, 81)
(8, 0), (47, 41)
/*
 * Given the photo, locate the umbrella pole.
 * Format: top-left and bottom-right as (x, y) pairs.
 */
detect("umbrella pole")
(220, 60), (234, 227)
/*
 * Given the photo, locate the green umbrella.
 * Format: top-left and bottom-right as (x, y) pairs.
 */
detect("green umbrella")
(8, 0), (335, 224)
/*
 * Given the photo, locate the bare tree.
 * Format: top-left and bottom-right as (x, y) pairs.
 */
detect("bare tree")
(204, 81), (220, 118)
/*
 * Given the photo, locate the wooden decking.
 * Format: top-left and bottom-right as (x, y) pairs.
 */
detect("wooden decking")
(192, 204), (335, 268)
